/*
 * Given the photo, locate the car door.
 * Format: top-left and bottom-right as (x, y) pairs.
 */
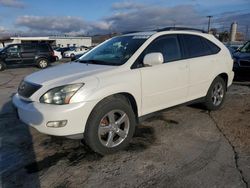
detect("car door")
(138, 35), (189, 115)
(20, 44), (36, 64)
(180, 34), (218, 101)
(4, 44), (22, 65)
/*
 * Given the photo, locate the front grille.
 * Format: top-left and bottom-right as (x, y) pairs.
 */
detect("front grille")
(239, 60), (250, 67)
(18, 81), (41, 98)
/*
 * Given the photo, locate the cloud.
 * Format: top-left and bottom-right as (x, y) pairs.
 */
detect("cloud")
(8, 2), (250, 36)
(104, 4), (207, 32)
(112, 1), (145, 10)
(216, 12), (250, 26)
(0, 0), (25, 8)
(0, 26), (6, 32)
(192, 0), (249, 6)
(12, 4), (210, 35)
(16, 16), (87, 34)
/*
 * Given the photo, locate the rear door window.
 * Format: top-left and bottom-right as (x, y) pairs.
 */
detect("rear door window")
(181, 34), (212, 58)
(21, 44), (35, 52)
(37, 44), (50, 52)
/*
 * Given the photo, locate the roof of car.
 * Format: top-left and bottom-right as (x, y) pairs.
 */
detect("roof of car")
(123, 27), (207, 37)
(124, 31), (157, 37)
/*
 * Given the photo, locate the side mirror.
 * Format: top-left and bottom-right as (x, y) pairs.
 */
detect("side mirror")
(143, 52), (164, 67)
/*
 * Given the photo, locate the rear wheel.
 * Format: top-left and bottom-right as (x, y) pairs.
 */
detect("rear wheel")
(204, 77), (226, 111)
(84, 95), (136, 155)
(0, 62), (6, 71)
(37, 58), (48, 69)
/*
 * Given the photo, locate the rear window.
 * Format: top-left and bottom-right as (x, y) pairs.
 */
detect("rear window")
(181, 34), (220, 59)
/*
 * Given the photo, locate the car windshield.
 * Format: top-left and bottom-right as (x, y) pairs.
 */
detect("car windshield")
(78, 35), (148, 66)
(239, 41), (250, 53)
(0, 46), (9, 52)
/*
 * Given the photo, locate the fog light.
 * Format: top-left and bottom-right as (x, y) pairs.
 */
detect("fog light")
(46, 120), (67, 128)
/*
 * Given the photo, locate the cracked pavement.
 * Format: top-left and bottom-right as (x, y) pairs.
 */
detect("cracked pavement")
(0, 65), (250, 188)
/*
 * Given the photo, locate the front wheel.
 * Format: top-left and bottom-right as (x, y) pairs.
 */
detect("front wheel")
(0, 62), (6, 71)
(204, 77), (226, 111)
(84, 96), (136, 155)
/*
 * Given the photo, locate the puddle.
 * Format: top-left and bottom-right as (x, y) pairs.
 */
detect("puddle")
(145, 114), (179, 125)
(25, 125), (157, 173)
(25, 143), (102, 173)
(25, 152), (70, 173)
(127, 125), (155, 152)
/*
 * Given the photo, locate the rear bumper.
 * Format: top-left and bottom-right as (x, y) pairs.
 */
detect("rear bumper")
(228, 70), (234, 87)
(50, 56), (57, 63)
(12, 94), (98, 137)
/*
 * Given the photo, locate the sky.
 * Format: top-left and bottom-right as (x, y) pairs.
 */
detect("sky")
(0, 0), (250, 36)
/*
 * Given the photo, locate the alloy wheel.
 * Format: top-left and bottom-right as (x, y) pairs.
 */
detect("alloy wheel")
(39, 60), (48, 68)
(211, 82), (224, 106)
(98, 110), (130, 148)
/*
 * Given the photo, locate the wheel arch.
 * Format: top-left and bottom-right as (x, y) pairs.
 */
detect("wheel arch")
(115, 92), (139, 122)
(35, 56), (49, 62)
(217, 72), (228, 90)
(89, 92), (139, 124)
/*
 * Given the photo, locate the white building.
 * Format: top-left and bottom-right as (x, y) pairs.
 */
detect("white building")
(0, 36), (92, 48)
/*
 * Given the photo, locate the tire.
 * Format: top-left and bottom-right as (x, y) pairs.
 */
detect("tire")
(37, 58), (49, 69)
(84, 95), (136, 155)
(70, 53), (75, 58)
(204, 77), (226, 111)
(55, 56), (59, 61)
(0, 62), (6, 71)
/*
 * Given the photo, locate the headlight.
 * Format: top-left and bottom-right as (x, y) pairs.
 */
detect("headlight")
(40, 83), (84, 105)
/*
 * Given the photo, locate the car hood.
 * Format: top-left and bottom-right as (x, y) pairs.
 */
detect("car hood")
(233, 52), (250, 60)
(25, 62), (115, 86)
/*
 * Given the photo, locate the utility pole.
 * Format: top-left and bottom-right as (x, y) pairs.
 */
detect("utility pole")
(207, 16), (213, 33)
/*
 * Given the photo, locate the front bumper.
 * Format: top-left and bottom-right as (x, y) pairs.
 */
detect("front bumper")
(12, 94), (97, 136)
(63, 54), (71, 58)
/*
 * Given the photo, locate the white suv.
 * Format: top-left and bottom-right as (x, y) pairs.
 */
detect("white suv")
(13, 28), (234, 155)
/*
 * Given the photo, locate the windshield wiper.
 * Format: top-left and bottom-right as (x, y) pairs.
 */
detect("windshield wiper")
(77, 60), (93, 64)
(77, 59), (119, 66)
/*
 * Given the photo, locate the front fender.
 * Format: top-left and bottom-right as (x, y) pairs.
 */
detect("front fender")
(72, 70), (142, 116)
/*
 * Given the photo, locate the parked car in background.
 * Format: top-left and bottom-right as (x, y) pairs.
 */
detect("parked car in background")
(71, 52), (86, 61)
(13, 28), (234, 154)
(56, 47), (76, 56)
(233, 41), (250, 72)
(63, 46), (89, 58)
(225, 43), (243, 55)
(0, 43), (56, 71)
(53, 50), (62, 60)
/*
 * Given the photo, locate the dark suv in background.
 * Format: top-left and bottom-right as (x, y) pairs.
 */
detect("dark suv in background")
(0, 43), (56, 71)
(233, 41), (250, 72)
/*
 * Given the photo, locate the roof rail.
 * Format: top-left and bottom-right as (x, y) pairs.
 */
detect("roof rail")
(156, 27), (207, 33)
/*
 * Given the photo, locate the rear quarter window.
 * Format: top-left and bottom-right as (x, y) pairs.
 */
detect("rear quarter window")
(203, 39), (221, 54)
